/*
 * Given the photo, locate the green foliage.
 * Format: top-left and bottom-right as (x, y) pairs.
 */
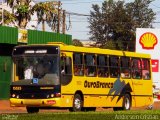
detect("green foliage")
(72, 39), (83, 47)
(5, 0), (58, 29)
(31, 2), (58, 31)
(0, 10), (16, 25)
(89, 0), (156, 51)
(17, 5), (29, 16)
(102, 40), (116, 50)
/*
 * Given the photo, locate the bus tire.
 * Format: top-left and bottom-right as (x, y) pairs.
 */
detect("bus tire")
(113, 94), (131, 111)
(122, 94), (131, 110)
(69, 94), (83, 112)
(26, 107), (39, 113)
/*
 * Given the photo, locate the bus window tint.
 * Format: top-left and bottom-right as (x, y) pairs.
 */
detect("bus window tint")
(142, 59), (151, 80)
(73, 53), (84, 76)
(84, 54), (96, 77)
(97, 55), (109, 77)
(120, 57), (131, 78)
(109, 56), (120, 78)
(65, 57), (72, 75)
(61, 56), (72, 75)
(131, 58), (142, 79)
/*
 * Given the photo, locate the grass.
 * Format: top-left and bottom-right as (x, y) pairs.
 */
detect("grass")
(1, 110), (160, 120)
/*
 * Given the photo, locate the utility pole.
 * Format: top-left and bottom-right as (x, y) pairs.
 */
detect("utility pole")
(42, 20), (45, 31)
(0, 0), (4, 25)
(62, 10), (66, 34)
(57, 1), (61, 33)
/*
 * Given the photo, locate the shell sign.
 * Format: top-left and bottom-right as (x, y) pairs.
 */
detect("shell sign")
(136, 28), (160, 89)
(139, 32), (158, 49)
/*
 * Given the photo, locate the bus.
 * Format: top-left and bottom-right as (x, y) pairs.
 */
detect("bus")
(10, 42), (153, 113)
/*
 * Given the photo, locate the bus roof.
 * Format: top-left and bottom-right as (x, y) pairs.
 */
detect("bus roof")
(47, 42), (151, 59)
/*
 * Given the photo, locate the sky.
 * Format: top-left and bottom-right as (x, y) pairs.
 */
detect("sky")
(39, 0), (160, 40)
(61, 0), (103, 40)
(1, 0), (160, 40)
(36, 0), (103, 40)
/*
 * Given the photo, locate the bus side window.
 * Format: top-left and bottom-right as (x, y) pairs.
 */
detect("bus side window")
(61, 56), (72, 75)
(84, 54), (96, 77)
(109, 56), (120, 78)
(131, 58), (142, 79)
(120, 57), (131, 78)
(97, 55), (109, 77)
(142, 59), (150, 80)
(60, 55), (72, 85)
(73, 53), (84, 76)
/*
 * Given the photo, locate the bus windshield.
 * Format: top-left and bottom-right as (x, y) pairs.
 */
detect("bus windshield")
(13, 55), (60, 85)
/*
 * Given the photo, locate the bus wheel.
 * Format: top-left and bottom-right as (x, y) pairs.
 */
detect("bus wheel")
(26, 107), (39, 113)
(113, 94), (131, 111)
(69, 94), (83, 112)
(122, 94), (131, 110)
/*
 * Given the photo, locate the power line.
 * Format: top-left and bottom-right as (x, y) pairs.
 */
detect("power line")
(62, 1), (103, 4)
(66, 20), (88, 22)
(153, 22), (160, 23)
(151, 3), (160, 9)
(66, 11), (90, 16)
(68, 30), (89, 33)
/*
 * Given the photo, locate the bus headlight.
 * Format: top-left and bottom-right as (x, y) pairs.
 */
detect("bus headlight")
(51, 94), (54, 98)
(12, 94), (16, 98)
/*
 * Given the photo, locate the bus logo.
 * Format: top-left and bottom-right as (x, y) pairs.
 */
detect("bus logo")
(139, 32), (158, 49)
(32, 78), (39, 84)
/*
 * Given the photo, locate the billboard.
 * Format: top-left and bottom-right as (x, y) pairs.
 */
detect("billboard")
(136, 28), (160, 88)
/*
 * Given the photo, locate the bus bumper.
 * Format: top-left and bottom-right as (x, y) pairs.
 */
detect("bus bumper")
(10, 98), (61, 107)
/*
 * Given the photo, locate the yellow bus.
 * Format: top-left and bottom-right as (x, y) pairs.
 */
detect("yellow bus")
(10, 42), (153, 113)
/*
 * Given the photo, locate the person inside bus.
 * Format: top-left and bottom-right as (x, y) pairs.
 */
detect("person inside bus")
(84, 67), (89, 76)
(35, 62), (45, 78)
(24, 65), (33, 79)
(121, 69), (130, 78)
(74, 66), (84, 76)
(98, 68), (106, 77)
(88, 67), (96, 76)
(142, 70), (150, 79)
(24, 58), (34, 79)
(133, 71), (141, 79)
(79, 67), (84, 76)
(74, 66), (79, 76)
(85, 67), (95, 76)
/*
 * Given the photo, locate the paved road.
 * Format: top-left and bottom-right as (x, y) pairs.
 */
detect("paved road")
(0, 100), (159, 114)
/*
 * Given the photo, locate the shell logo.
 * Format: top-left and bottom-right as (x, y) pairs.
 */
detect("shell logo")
(139, 32), (158, 49)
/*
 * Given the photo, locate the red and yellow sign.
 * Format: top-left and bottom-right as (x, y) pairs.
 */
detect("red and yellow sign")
(151, 59), (159, 72)
(139, 32), (158, 49)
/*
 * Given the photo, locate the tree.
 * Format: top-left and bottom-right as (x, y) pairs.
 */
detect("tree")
(102, 40), (116, 50)
(0, 10), (16, 25)
(88, 0), (156, 51)
(72, 39), (83, 47)
(4, 0), (58, 30)
(126, 0), (156, 30)
(31, 1), (59, 31)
